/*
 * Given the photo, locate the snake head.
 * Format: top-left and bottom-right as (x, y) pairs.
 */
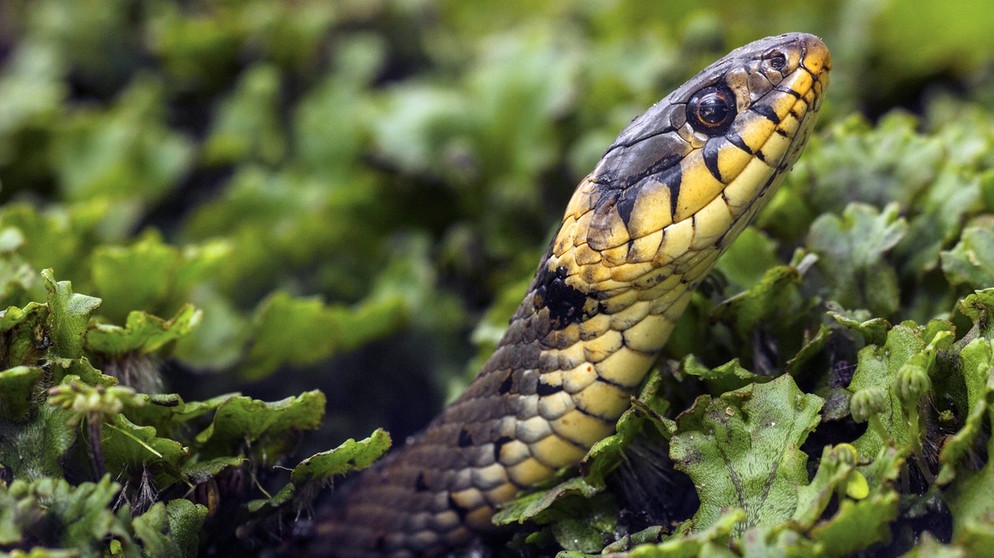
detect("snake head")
(571, 33), (831, 261)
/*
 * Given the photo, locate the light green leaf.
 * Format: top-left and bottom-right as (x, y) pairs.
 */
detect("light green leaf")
(1, 476), (135, 555)
(194, 391), (325, 461)
(670, 375), (823, 533)
(938, 336), (993, 485)
(249, 429), (391, 512)
(942, 368), (994, 540)
(493, 476), (604, 527)
(240, 291), (407, 380)
(86, 304), (202, 357)
(291, 428), (391, 486)
(100, 414), (188, 489)
(714, 227), (781, 291)
(712, 264), (804, 340)
(202, 64), (286, 166)
(807, 203), (907, 316)
(807, 447), (903, 557)
(52, 78), (195, 207)
(627, 508), (747, 557)
(0, 401), (78, 481)
(89, 232), (180, 322)
(680, 355), (763, 394)
(942, 226), (994, 289)
(847, 320), (955, 459)
(131, 499), (208, 558)
(43, 269), (102, 360)
(0, 366), (44, 421)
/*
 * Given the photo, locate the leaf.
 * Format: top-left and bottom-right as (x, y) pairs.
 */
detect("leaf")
(202, 64), (286, 166)
(51, 78), (195, 207)
(249, 429), (391, 512)
(0, 481), (25, 544)
(792, 445), (860, 527)
(43, 269), (102, 360)
(670, 374), (823, 533)
(194, 391), (325, 460)
(122, 393), (234, 440)
(804, 446), (904, 557)
(86, 304), (202, 357)
(808, 487), (900, 557)
(846, 320), (955, 459)
(240, 291), (407, 380)
(0, 201), (112, 295)
(828, 310), (891, 347)
(901, 532), (970, 558)
(956, 288), (994, 325)
(89, 232), (181, 322)
(897, 169), (982, 278)
(0, 301), (50, 369)
(4, 476), (136, 556)
(581, 370), (674, 488)
(942, 367), (994, 540)
(713, 264), (803, 340)
(0, 366), (44, 421)
(787, 113), (944, 215)
(171, 285), (246, 369)
(100, 415), (189, 490)
(291, 428), (391, 486)
(953, 515), (994, 556)
(493, 476), (603, 527)
(938, 337), (993, 484)
(713, 227), (782, 291)
(783, 324), (833, 377)
(680, 355), (763, 394)
(0, 404), (78, 480)
(942, 226), (994, 289)
(807, 203), (907, 316)
(625, 508), (748, 557)
(131, 499), (208, 558)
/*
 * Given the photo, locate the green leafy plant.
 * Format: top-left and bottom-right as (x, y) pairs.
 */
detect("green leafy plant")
(1, 1), (994, 556)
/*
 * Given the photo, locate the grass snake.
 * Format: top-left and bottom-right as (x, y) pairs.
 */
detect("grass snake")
(309, 32), (831, 557)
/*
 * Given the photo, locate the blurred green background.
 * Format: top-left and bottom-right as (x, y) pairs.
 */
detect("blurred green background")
(1, 0), (994, 452)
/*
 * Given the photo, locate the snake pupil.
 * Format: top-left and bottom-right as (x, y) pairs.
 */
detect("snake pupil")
(687, 85), (735, 135)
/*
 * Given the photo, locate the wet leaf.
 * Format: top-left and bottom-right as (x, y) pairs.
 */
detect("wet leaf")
(194, 391), (325, 460)
(240, 292), (407, 380)
(670, 375), (823, 533)
(43, 269), (101, 360)
(86, 304), (202, 357)
(807, 203), (907, 316)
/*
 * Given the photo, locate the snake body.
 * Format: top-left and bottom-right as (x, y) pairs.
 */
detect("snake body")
(311, 32), (830, 557)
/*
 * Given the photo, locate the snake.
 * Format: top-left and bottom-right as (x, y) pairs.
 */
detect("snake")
(308, 32), (831, 557)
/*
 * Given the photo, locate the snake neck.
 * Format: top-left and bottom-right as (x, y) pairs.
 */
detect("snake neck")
(309, 32), (830, 558)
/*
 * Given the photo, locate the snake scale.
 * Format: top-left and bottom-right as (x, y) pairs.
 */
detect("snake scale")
(309, 32), (831, 557)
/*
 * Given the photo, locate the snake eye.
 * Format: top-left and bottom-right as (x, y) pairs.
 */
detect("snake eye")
(687, 85), (736, 135)
(767, 50), (787, 70)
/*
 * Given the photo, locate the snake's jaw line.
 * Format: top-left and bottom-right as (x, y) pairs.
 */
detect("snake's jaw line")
(309, 33), (830, 557)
